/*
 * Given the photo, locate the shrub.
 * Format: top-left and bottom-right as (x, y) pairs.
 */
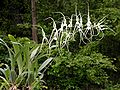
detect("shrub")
(46, 49), (116, 90)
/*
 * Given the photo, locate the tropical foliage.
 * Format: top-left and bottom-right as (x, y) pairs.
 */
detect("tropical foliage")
(0, 35), (52, 90)
(0, 0), (120, 89)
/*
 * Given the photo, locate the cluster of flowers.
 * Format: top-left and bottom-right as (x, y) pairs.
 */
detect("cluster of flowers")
(40, 7), (114, 52)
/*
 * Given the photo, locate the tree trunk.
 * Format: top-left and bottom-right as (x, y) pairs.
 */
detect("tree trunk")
(31, 0), (38, 43)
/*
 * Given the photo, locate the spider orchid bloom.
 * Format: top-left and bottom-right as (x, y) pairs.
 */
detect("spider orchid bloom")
(86, 9), (92, 31)
(68, 15), (73, 28)
(40, 27), (49, 52)
(79, 12), (83, 29)
(53, 31), (58, 41)
(55, 12), (68, 30)
(74, 12), (80, 29)
(45, 17), (57, 42)
(61, 13), (67, 30)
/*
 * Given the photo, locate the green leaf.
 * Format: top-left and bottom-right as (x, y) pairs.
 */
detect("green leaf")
(0, 83), (8, 90)
(4, 67), (10, 81)
(0, 38), (14, 70)
(0, 76), (10, 87)
(30, 46), (39, 61)
(38, 57), (53, 72)
(0, 64), (10, 81)
(8, 34), (23, 75)
(15, 71), (28, 86)
(9, 70), (17, 83)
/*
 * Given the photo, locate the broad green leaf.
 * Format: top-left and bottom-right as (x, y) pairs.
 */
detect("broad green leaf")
(23, 44), (30, 70)
(30, 46), (39, 61)
(0, 68), (5, 76)
(4, 65), (10, 81)
(11, 41), (22, 46)
(38, 57), (53, 72)
(0, 38), (14, 70)
(8, 34), (23, 74)
(35, 54), (49, 60)
(0, 64), (10, 81)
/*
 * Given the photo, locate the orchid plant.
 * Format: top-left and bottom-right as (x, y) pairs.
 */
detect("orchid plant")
(0, 35), (53, 90)
(39, 6), (115, 54)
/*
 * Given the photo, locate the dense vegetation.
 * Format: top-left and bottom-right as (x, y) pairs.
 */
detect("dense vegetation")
(0, 0), (120, 90)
